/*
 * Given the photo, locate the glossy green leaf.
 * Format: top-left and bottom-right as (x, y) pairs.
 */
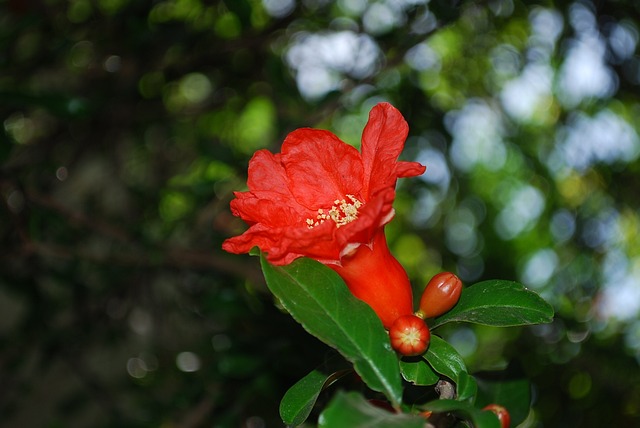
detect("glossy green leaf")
(457, 370), (478, 402)
(423, 335), (469, 388)
(260, 255), (403, 405)
(280, 367), (351, 426)
(399, 357), (439, 386)
(423, 335), (477, 402)
(432, 280), (554, 329)
(422, 399), (501, 428)
(476, 371), (532, 427)
(319, 391), (426, 428)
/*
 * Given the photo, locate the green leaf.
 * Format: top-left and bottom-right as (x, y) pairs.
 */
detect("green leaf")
(476, 369), (532, 427)
(432, 280), (554, 328)
(280, 367), (351, 426)
(423, 336), (468, 388)
(260, 255), (403, 405)
(399, 357), (439, 386)
(319, 391), (426, 428)
(422, 399), (501, 428)
(457, 371), (478, 402)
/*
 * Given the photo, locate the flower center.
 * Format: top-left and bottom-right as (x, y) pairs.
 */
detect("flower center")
(306, 194), (363, 229)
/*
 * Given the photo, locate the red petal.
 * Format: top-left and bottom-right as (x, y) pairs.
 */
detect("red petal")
(222, 220), (335, 266)
(223, 103), (424, 270)
(273, 224), (341, 264)
(222, 223), (280, 258)
(360, 103), (425, 197)
(246, 150), (289, 194)
(282, 128), (364, 209)
(334, 187), (396, 253)
(360, 103), (409, 197)
(230, 191), (306, 227)
(230, 149), (312, 226)
(396, 160), (427, 178)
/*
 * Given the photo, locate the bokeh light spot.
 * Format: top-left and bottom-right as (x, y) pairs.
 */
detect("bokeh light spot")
(176, 352), (201, 373)
(568, 372), (592, 399)
(179, 73), (212, 104)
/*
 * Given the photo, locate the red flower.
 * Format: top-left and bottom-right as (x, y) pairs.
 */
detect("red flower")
(222, 103), (425, 328)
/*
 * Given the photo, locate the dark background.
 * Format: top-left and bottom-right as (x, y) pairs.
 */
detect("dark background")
(2, 0), (640, 426)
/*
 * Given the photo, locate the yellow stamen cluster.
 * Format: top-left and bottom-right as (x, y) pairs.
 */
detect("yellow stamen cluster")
(306, 195), (363, 229)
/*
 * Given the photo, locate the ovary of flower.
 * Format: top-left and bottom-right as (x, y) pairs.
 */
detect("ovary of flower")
(306, 194), (363, 229)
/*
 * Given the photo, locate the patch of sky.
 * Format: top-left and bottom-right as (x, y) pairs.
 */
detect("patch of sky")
(597, 256), (640, 323)
(607, 20), (639, 62)
(549, 110), (639, 173)
(405, 43), (441, 72)
(262, 0), (295, 18)
(446, 100), (507, 172)
(286, 31), (381, 100)
(521, 248), (559, 289)
(557, 3), (617, 107)
(494, 184), (545, 240)
(501, 63), (554, 122)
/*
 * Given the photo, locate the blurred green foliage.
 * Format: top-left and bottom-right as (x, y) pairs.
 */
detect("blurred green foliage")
(2, 0), (640, 426)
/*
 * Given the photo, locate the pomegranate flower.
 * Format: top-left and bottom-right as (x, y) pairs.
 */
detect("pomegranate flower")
(222, 103), (425, 328)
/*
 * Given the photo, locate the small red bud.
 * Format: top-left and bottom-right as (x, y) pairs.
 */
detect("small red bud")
(482, 404), (511, 428)
(417, 272), (463, 319)
(389, 314), (430, 356)
(419, 410), (433, 419)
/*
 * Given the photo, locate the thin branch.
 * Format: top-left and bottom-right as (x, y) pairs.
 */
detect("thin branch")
(25, 189), (133, 243)
(8, 240), (265, 287)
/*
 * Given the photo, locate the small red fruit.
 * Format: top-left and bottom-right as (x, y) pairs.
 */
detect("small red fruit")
(389, 314), (430, 356)
(417, 272), (463, 319)
(482, 404), (511, 428)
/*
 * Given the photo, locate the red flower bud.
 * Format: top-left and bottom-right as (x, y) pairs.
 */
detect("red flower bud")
(482, 404), (511, 428)
(417, 272), (463, 319)
(389, 314), (430, 356)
